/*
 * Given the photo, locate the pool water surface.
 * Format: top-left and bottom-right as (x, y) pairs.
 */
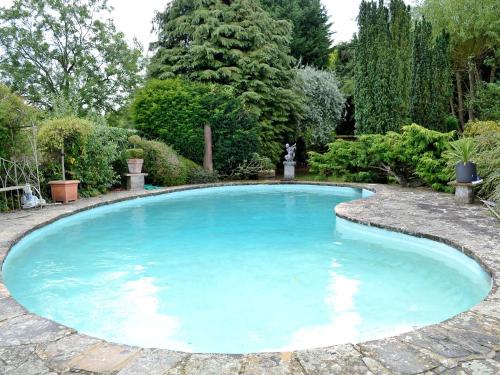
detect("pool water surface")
(3, 185), (491, 353)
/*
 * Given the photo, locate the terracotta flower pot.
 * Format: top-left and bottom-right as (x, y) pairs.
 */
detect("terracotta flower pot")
(49, 180), (80, 204)
(127, 159), (144, 174)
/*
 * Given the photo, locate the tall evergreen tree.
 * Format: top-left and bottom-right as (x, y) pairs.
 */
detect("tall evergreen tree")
(259, 0), (331, 68)
(149, 0), (303, 161)
(355, 0), (421, 134)
(410, 19), (452, 131)
(389, 0), (412, 125)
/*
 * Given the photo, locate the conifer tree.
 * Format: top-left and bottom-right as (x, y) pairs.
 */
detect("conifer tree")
(410, 19), (452, 131)
(260, 0), (331, 68)
(149, 0), (303, 161)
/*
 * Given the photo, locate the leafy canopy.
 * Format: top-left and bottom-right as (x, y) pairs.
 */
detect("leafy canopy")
(294, 66), (344, 147)
(0, 0), (143, 115)
(149, 0), (303, 160)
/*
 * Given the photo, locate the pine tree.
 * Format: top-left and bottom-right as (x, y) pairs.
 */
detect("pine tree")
(260, 0), (331, 68)
(149, 0), (303, 161)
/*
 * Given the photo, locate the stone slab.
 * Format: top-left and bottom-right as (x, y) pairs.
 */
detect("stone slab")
(67, 343), (141, 373)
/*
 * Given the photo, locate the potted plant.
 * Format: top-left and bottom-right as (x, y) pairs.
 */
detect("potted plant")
(38, 117), (89, 204)
(448, 137), (478, 183)
(125, 148), (144, 174)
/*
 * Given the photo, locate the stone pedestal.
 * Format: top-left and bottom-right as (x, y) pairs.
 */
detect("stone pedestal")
(283, 161), (296, 181)
(125, 173), (148, 191)
(448, 180), (481, 204)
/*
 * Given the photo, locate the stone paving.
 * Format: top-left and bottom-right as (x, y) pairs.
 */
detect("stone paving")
(0, 182), (499, 375)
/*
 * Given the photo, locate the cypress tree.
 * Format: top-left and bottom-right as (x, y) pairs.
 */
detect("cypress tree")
(410, 19), (452, 131)
(149, 0), (303, 161)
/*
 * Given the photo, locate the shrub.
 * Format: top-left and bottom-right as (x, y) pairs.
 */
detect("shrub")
(131, 79), (259, 174)
(464, 120), (500, 136)
(128, 135), (201, 186)
(294, 66), (345, 147)
(309, 124), (454, 191)
(38, 117), (133, 196)
(231, 153), (276, 180)
(187, 168), (220, 184)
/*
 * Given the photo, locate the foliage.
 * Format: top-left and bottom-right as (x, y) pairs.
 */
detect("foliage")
(294, 66), (345, 147)
(354, 0), (411, 134)
(445, 138), (478, 165)
(464, 120), (500, 136)
(149, 0), (303, 160)
(469, 82), (500, 121)
(410, 20), (452, 131)
(131, 79), (260, 174)
(0, 0), (143, 115)
(309, 124), (455, 191)
(38, 117), (132, 195)
(128, 135), (198, 187)
(418, 0), (500, 71)
(461, 122), (500, 207)
(187, 167), (220, 184)
(260, 0), (331, 68)
(124, 148), (144, 159)
(231, 153), (275, 180)
(328, 41), (356, 96)
(0, 84), (37, 158)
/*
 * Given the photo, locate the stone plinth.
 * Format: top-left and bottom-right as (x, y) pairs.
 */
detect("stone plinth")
(448, 180), (482, 204)
(283, 161), (296, 181)
(125, 173), (148, 191)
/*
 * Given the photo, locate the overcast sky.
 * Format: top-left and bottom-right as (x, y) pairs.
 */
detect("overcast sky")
(1, 0), (417, 51)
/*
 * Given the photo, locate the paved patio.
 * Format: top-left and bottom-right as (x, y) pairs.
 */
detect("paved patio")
(0, 182), (499, 374)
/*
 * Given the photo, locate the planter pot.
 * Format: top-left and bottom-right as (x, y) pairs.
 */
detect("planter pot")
(455, 162), (477, 183)
(127, 159), (144, 174)
(258, 169), (276, 180)
(49, 180), (79, 204)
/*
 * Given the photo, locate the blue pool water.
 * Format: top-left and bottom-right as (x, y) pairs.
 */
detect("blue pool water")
(3, 185), (491, 353)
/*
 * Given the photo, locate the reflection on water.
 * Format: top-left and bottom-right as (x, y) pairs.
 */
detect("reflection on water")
(279, 263), (361, 351)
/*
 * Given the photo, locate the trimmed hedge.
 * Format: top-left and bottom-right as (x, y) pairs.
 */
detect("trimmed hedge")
(131, 79), (260, 174)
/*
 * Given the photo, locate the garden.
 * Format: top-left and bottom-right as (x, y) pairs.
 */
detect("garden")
(0, 0), (499, 374)
(0, 0), (498, 216)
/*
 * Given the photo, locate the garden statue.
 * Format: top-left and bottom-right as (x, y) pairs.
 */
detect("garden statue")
(285, 143), (296, 162)
(21, 185), (45, 209)
(283, 143), (297, 181)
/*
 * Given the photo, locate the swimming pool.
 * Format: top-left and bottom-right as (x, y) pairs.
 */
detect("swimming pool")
(3, 184), (491, 353)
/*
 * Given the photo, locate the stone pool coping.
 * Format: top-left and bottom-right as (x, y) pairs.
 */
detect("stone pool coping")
(0, 181), (498, 374)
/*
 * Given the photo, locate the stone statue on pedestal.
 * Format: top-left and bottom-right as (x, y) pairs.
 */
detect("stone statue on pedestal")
(283, 143), (296, 181)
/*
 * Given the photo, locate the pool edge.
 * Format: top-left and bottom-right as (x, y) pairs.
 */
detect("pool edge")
(0, 181), (499, 374)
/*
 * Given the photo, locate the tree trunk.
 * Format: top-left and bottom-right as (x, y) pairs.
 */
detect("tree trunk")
(467, 63), (476, 122)
(203, 124), (213, 171)
(450, 97), (456, 119)
(455, 71), (465, 132)
(491, 65), (497, 83)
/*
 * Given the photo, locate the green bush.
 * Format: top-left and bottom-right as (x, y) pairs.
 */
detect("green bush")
(38, 117), (133, 196)
(309, 124), (454, 191)
(464, 120), (500, 136)
(131, 79), (259, 174)
(129, 135), (201, 186)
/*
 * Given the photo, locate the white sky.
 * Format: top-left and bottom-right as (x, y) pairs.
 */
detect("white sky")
(0, 0), (417, 51)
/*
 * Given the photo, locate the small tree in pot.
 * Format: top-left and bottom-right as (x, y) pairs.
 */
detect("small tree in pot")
(447, 137), (479, 183)
(38, 117), (91, 203)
